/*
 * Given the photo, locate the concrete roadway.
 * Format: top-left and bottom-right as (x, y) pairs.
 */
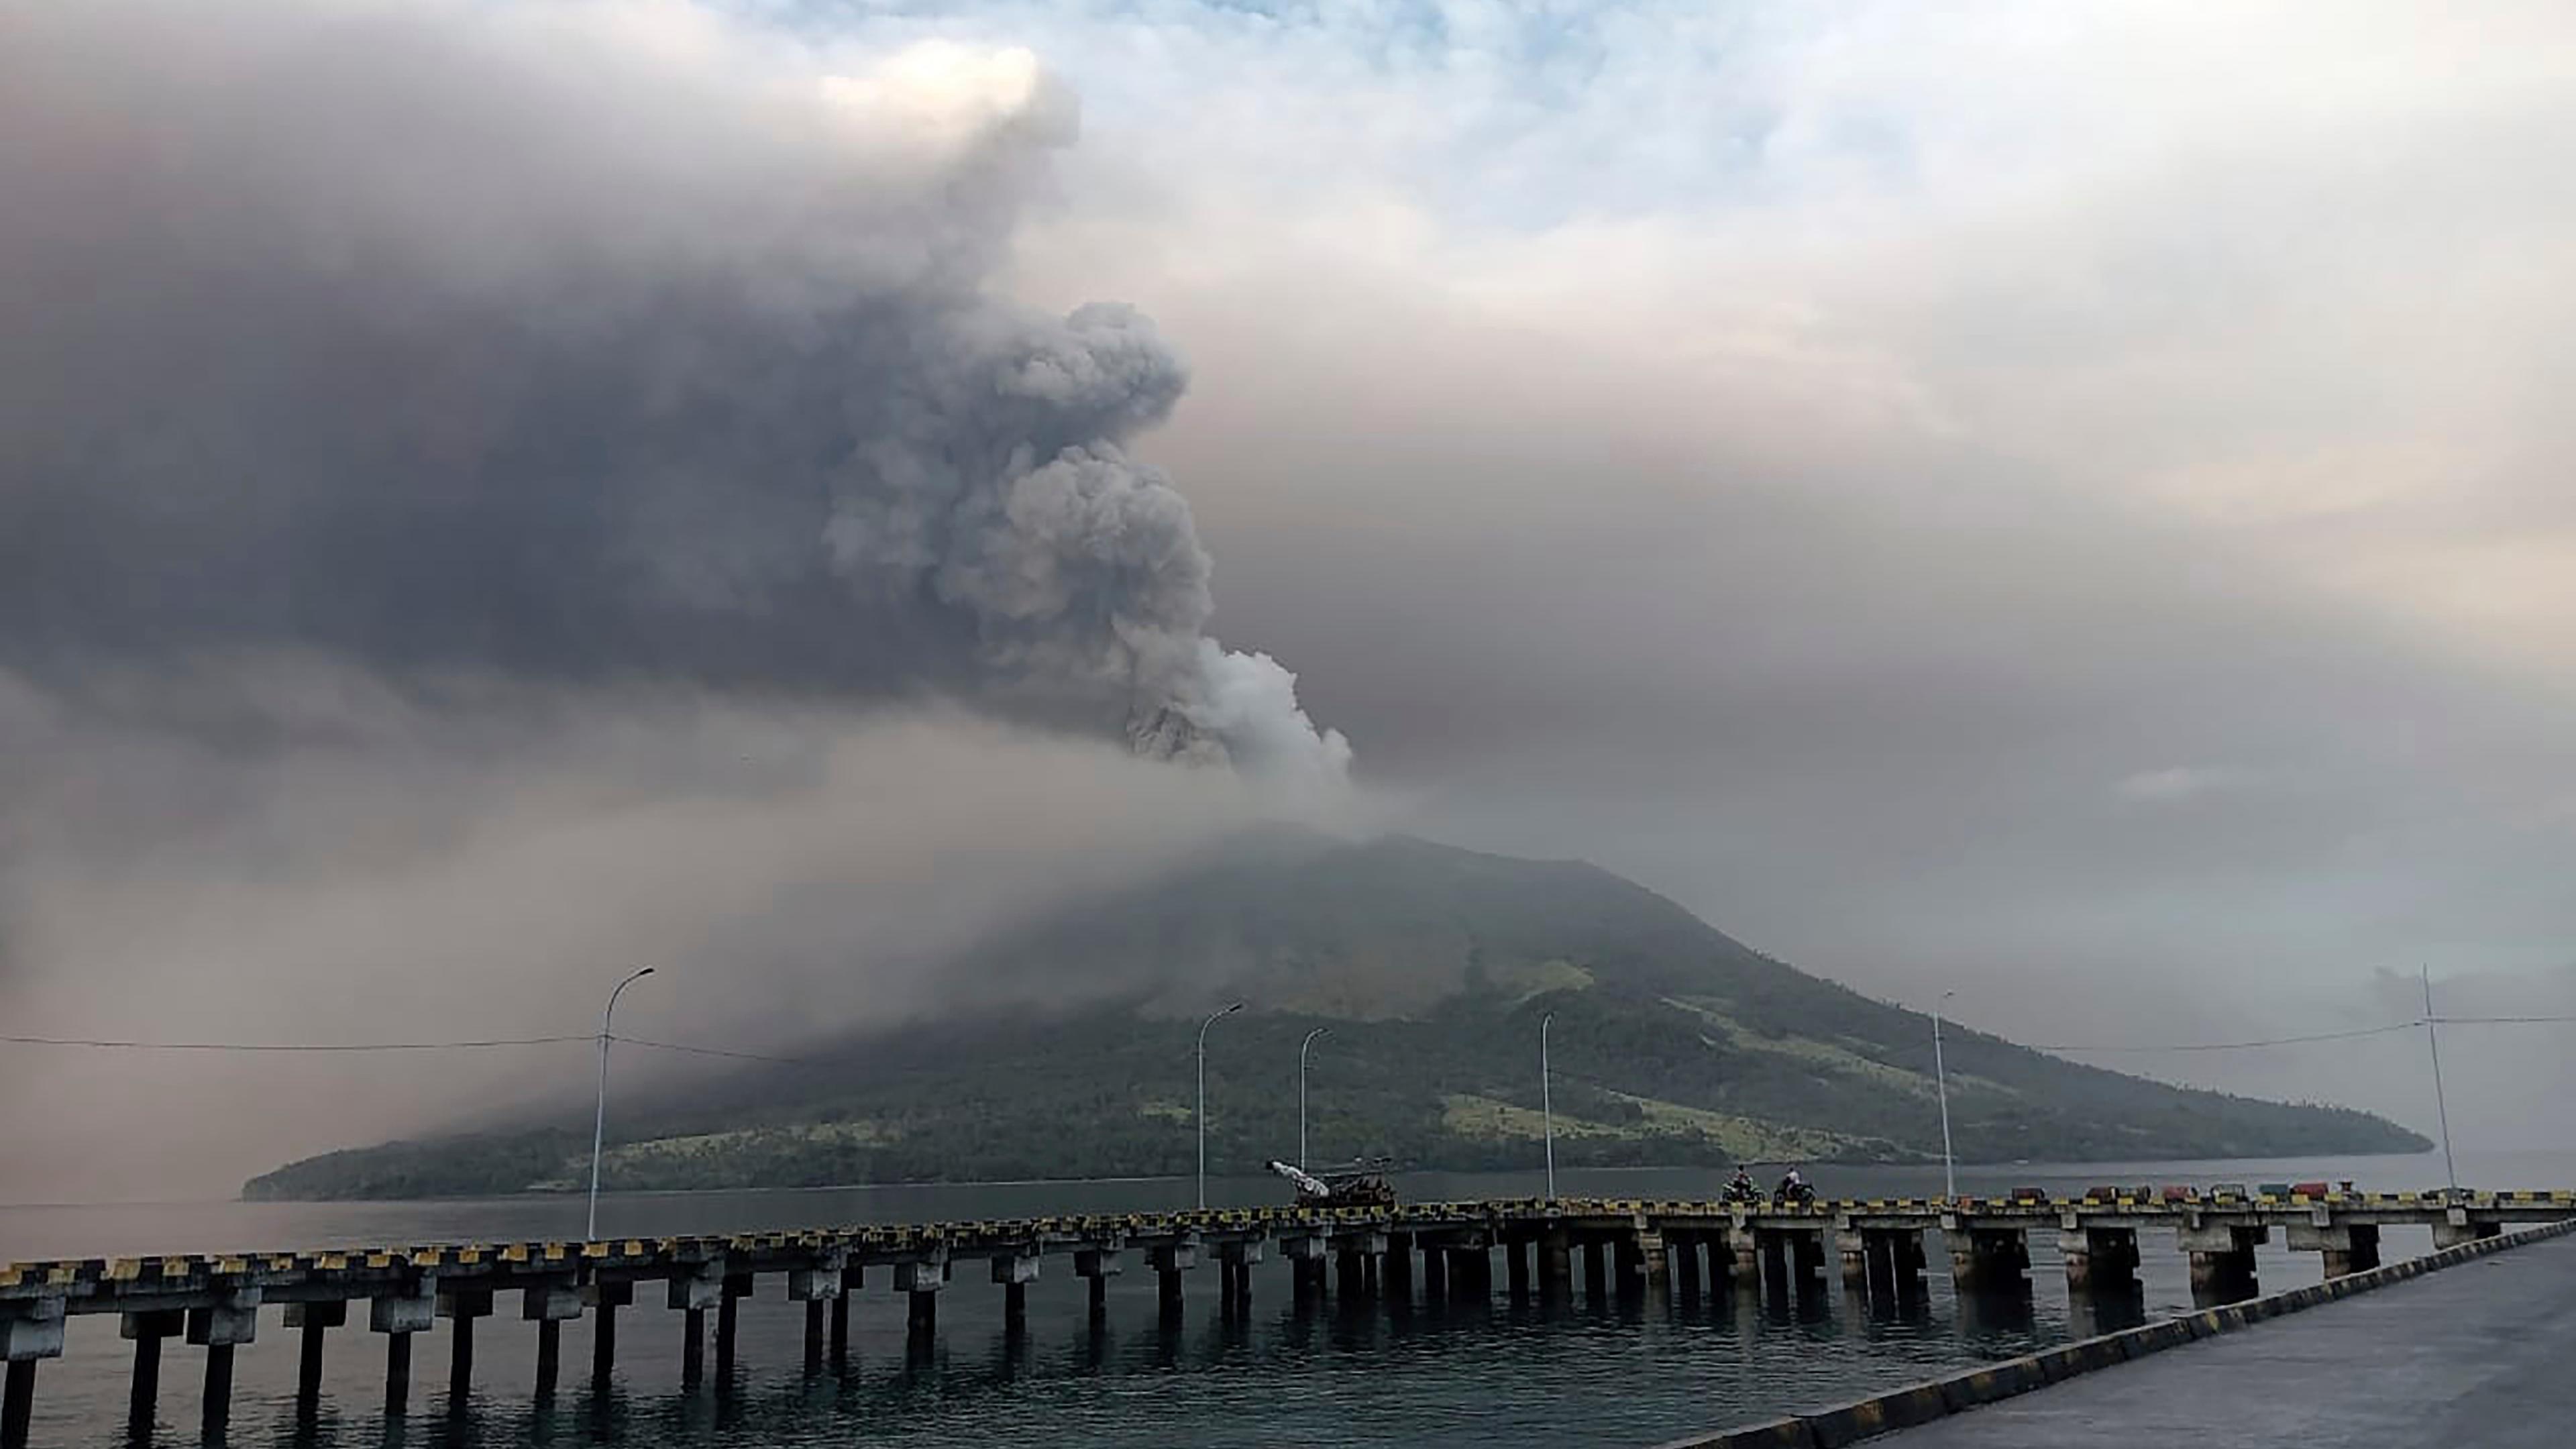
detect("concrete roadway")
(1880, 1232), (2576, 1446)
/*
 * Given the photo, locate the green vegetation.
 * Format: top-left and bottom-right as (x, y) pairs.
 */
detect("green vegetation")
(241, 830), (2428, 1201)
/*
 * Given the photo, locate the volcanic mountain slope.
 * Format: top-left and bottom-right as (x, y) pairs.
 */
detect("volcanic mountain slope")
(245, 830), (2424, 1199)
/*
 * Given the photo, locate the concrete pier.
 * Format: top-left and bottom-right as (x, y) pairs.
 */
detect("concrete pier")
(587, 1279), (630, 1387)
(120, 1308), (180, 1433)
(1950, 1226), (2031, 1292)
(2, 1185), (2568, 1433)
(2060, 1225), (2141, 1292)
(2179, 1222), (2265, 1296)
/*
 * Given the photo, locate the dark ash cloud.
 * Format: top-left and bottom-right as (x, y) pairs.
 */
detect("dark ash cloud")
(0, 0), (1345, 786)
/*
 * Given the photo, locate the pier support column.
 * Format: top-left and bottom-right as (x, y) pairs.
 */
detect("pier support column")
(282, 1299), (345, 1412)
(1837, 1230), (1870, 1290)
(2059, 1225), (2140, 1293)
(833, 1266), (862, 1366)
(1215, 1242), (1260, 1319)
(1727, 1230), (1760, 1293)
(0, 1362), (31, 1449)
(372, 1289), (433, 1416)
(790, 1254), (848, 1373)
(1149, 1242), (1195, 1319)
(1422, 1245), (1449, 1300)
(990, 1251), (1040, 1332)
(2434, 1218), (2502, 1250)
(1582, 1240), (1609, 1302)
(1540, 1226), (1574, 1302)
(1613, 1236), (1645, 1297)
(1505, 1238), (1533, 1301)
(1280, 1238), (1322, 1311)
(519, 1279), (580, 1399)
(435, 1286), (489, 1405)
(1946, 1226), (2029, 1293)
(1076, 1248), (1122, 1320)
(2178, 1222), (2265, 1299)
(714, 1273), (751, 1385)
(1, 1297), (64, 1449)
(1671, 1235), (1702, 1304)
(668, 1266), (721, 1391)
(120, 1307), (182, 1435)
(896, 1258), (945, 1336)
(1637, 1231), (1669, 1297)
(188, 1287), (260, 1437)
(2288, 1220), (2381, 1277)
(1383, 1233), (1413, 1304)
(586, 1279), (631, 1389)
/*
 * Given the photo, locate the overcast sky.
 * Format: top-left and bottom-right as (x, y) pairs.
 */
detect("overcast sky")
(2, 0), (2570, 1200)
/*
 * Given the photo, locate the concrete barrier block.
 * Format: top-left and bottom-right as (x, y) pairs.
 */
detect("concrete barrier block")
(2034, 1334), (2131, 1381)
(2124, 1320), (2194, 1354)
(1645, 1416), (1815, 1449)
(1804, 1384), (1949, 1446)
(1934, 1358), (2046, 1410)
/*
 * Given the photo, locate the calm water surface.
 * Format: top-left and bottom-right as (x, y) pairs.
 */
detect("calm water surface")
(4, 1148), (2565, 1448)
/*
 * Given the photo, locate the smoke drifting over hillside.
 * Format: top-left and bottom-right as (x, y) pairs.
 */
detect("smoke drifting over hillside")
(0, 0), (1347, 788)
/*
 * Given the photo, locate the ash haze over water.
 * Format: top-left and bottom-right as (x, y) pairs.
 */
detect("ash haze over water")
(3, 0), (2575, 1203)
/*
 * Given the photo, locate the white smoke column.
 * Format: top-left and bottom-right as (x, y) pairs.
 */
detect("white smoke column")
(0, 0), (1351, 792)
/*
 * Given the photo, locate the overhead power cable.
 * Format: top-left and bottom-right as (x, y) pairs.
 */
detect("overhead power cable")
(0, 1032), (590, 1052)
(2016, 1020), (2424, 1054)
(608, 1034), (804, 1065)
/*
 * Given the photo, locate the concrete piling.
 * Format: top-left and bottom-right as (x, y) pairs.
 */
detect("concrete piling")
(119, 1307), (180, 1433)
(186, 1288), (258, 1438)
(1, 1361), (33, 1449)
(435, 1286), (489, 1403)
(1582, 1240), (1608, 1303)
(2061, 1226), (2141, 1293)
(1948, 1227), (2030, 1293)
(373, 1289), (431, 1416)
(715, 1273), (751, 1385)
(1540, 1226), (1575, 1301)
(284, 1299), (344, 1411)
(2178, 1222), (2264, 1297)
(586, 1279), (631, 1389)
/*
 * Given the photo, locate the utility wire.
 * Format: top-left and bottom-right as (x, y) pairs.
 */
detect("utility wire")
(608, 1034), (804, 1065)
(0, 1032), (590, 1052)
(2019, 1021), (2423, 1054)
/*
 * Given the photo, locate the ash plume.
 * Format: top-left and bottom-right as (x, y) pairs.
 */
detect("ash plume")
(0, 0), (1349, 788)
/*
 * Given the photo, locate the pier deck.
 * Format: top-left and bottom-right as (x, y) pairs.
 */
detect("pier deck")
(1876, 1226), (2576, 1447)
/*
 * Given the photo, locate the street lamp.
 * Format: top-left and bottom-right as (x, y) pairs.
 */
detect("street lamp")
(1931, 990), (1956, 1201)
(1298, 1026), (1331, 1170)
(588, 966), (655, 1241)
(1540, 1010), (1557, 1201)
(1197, 1002), (1244, 1210)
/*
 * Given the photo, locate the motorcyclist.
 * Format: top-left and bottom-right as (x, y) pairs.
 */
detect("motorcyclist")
(1774, 1168), (1812, 1205)
(1723, 1167), (1758, 1203)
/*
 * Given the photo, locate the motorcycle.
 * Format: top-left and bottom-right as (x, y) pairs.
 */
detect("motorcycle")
(1772, 1179), (1817, 1208)
(1719, 1175), (1762, 1206)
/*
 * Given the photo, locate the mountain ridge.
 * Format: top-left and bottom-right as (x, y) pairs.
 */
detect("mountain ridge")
(242, 829), (2428, 1200)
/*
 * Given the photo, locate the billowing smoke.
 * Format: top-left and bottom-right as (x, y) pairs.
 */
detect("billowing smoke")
(0, 0), (1348, 787)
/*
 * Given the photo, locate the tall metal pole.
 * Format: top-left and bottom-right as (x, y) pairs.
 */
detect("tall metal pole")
(588, 966), (655, 1242)
(1298, 1026), (1330, 1171)
(1197, 1002), (1244, 1211)
(1932, 990), (1957, 1201)
(1540, 1011), (1557, 1201)
(2422, 966), (2458, 1193)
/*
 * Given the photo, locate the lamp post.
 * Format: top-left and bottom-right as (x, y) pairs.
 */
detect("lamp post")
(588, 966), (655, 1241)
(2422, 966), (2458, 1194)
(1931, 990), (1956, 1201)
(1540, 1010), (1557, 1201)
(1298, 1026), (1331, 1170)
(1197, 1002), (1244, 1210)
